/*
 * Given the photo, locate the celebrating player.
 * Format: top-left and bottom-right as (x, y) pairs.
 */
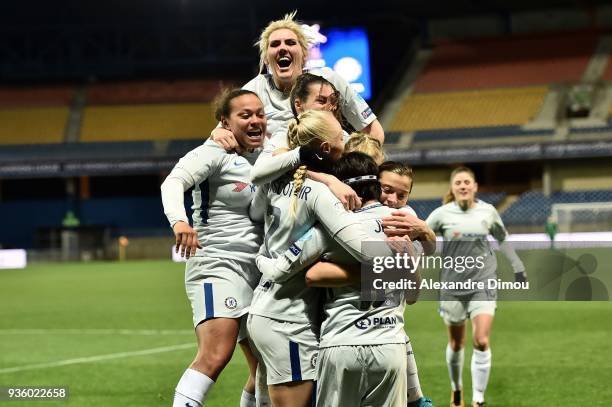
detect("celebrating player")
(344, 132), (386, 165)
(425, 167), (527, 407)
(211, 11), (384, 149)
(160, 90), (265, 407)
(247, 110), (395, 407)
(250, 72), (365, 210)
(256, 152), (434, 407)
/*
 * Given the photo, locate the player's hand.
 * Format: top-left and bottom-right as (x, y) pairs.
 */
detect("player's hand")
(256, 254), (277, 281)
(327, 176), (361, 211)
(382, 211), (427, 240)
(172, 221), (202, 259)
(385, 235), (416, 256)
(515, 271), (527, 283)
(211, 128), (243, 153)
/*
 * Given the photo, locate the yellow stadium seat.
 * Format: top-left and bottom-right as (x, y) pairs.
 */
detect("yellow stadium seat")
(0, 107), (69, 144)
(389, 87), (548, 132)
(81, 103), (216, 141)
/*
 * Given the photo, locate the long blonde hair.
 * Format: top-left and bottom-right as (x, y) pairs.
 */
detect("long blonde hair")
(286, 110), (340, 217)
(255, 11), (309, 75)
(443, 166), (476, 204)
(344, 132), (385, 165)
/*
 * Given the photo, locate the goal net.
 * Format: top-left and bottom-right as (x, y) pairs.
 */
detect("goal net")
(552, 202), (612, 233)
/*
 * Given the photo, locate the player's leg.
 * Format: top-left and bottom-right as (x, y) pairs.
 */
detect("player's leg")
(405, 337), (435, 407)
(268, 382), (313, 407)
(174, 258), (251, 406)
(248, 315), (318, 407)
(246, 315), (272, 407)
(173, 318), (240, 407)
(239, 335), (258, 407)
(468, 301), (495, 407)
(440, 299), (468, 407)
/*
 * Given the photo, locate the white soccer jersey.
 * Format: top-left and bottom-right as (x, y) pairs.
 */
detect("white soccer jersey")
(248, 177), (392, 324)
(425, 200), (507, 295)
(319, 203), (409, 348)
(162, 139), (263, 269)
(243, 67), (375, 149)
(255, 202), (410, 346)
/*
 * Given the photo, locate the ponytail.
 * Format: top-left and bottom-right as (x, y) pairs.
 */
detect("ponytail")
(443, 189), (455, 204)
(289, 165), (308, 218)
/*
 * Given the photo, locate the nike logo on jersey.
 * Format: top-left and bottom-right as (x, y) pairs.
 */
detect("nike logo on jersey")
(315, 154), (323, 160)
(234, 160), (245, 167)
(233, 182), (250, 192)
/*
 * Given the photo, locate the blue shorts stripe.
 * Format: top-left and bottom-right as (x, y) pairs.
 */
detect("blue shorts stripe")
(204, 283), (214, 319)
(289, 341), (302, 382)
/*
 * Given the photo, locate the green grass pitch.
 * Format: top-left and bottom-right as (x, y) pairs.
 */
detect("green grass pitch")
(1, 255), (611, 406)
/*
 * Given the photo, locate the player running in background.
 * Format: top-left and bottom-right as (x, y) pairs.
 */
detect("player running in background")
(247, 110), (395, 407)
(160, 90), (265, 407)
(425, 167), (527, 407)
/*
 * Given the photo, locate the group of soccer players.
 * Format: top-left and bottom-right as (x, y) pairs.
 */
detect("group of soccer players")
(161, 11), (527, 407)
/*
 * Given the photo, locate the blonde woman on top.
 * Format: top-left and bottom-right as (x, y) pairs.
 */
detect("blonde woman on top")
(247, 109), (394, 407)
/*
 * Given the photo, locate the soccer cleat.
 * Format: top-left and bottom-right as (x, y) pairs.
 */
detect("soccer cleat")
(471, 402), (485, 407)
(450, 390), (464, 407)
(408, 396), (435, 407)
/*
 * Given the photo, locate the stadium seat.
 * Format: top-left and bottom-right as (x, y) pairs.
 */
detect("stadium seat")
(87, 80), (230, 104)
(414, 33), (596, 93)
(389, 87), (548, 132)
(80, 103), (216, 141)
(502, 189), (612, 226)
(0, 107), (69, 144)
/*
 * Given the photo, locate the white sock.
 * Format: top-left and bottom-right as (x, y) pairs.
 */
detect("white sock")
(240, 390), (256, 407)
(471, 348), (491, 403)
(446, 344), (464, 391)
(173, 368), (215, 407)
(405, 340), (424, 402)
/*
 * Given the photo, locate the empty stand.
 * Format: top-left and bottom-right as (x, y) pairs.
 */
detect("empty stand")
(0, 85), (73, 145)
(502, 189), (612, 226)
(415, 32), (597, 93)
(87, 80), (231, 104)
(0, 85), (74, 107)
(80, 103), (216, 141)
(0, 107), (69, 144)
(389, 87), (548, 132)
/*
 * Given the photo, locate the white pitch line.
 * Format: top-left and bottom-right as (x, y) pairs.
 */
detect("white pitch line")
(0, 343), (194, 375)
(0, 329), (193, 336)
